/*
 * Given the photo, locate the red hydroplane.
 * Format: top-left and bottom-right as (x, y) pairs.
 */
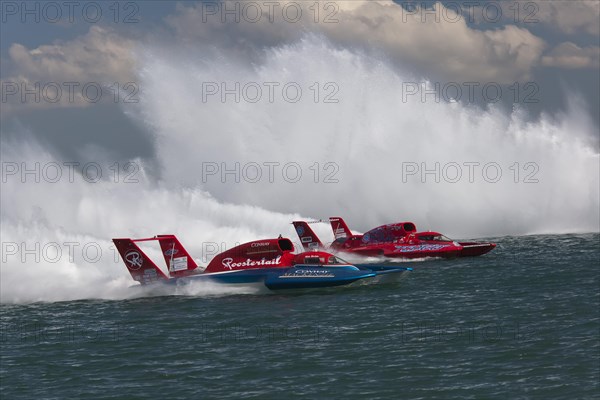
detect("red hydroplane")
(293, 217), (495, 259)
(113, 234), (410, 290)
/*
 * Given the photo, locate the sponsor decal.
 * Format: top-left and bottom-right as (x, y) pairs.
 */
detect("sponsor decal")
(308, 242), (320, 250)
(335, 228), (346, 236)
(296, 225), (305, 236)
(170, 256), (188, 272)
(301, 236), (313, 243)
(164, 248), (179, 256)
(251, 242), (270, 248)
(385, 224), (404, 230)
(125, 250), (143, 270)
(394, 244), (449, 253)
(280, 269), (335, 278)
(142, 269), (158, 284)
(221, 256), (282, 270)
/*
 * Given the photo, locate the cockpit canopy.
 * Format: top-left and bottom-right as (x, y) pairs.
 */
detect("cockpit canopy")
(293, 252), (349, 265)
(416, 232), (453, 242)
(361, 222), (417, 244)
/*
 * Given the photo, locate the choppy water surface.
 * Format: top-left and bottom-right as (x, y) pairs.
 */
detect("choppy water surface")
(1, 234), (598, 399)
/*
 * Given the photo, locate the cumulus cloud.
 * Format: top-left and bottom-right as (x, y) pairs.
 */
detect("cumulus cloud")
(3, 0), (597, 115)
(1, 26), (135, 114)
(164, 0), (546, 84)
(321, 1), (546, 83)
(7, 26), (134, 82)
(534, 1), (600, 36)
(542, 42), (600, 69)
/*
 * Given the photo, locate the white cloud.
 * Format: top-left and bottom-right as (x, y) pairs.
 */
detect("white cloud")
(2, 26), (135, 113)
(8, 26), (134, 82)
(164, 1), (547, 84)
(321, 1), (546, 83)
(542, 42), (600, 69)
(534, 1), (600, 36)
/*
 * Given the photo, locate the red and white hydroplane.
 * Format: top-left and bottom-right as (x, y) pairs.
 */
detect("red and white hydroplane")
(293, 217), (495, 259)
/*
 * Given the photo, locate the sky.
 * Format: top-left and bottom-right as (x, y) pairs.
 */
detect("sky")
(0, 1), (599, 301)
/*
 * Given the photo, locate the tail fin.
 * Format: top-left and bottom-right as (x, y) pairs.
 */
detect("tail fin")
(155, 235), (199, 277)
(292, 221), (324, 250)
(113, 238), (168, 285)
(329, 217), (352, 240)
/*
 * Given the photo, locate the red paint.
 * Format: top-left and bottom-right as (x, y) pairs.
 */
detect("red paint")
(113, 235), (350, 283)
(293, 217), (495, 259)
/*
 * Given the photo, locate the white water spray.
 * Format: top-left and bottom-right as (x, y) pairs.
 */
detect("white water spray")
(1, 36), (598, 303)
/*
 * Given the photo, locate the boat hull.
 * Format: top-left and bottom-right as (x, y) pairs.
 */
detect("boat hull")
(342, 242), (495, 260)
(458, 242), (496, 257)
(169, 265), (411, 291)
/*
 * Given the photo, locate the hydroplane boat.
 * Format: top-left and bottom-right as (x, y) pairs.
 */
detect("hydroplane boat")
(113, 235), (411, 290)
(293, 217), (495, 259)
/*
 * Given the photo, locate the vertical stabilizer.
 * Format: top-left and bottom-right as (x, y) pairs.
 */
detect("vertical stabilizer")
(292, 221), (324, 250)
(113, 238), (168, 285)
(155, 235), (199, 277)
(329, 217), (352, 240)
